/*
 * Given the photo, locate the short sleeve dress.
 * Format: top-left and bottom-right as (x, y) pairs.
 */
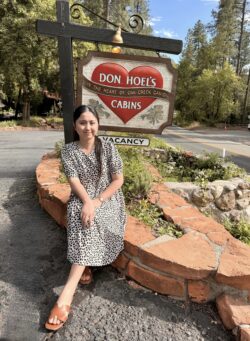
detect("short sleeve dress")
(61, 140), (126, 266)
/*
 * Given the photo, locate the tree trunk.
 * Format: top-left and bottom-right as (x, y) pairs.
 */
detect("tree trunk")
(22, 92), (30, 122)
(236, 0), (247, 75)
(242, 68), (250, 123)
(15, 87), (22, 119)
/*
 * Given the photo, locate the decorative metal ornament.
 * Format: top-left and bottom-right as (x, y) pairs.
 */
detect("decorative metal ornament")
(70, 3), (82, 20)
(70, 2), (144, 34)
(129, 14), (144, 33)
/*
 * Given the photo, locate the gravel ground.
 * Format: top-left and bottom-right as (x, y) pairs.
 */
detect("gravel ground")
(0, 131), (234, 341)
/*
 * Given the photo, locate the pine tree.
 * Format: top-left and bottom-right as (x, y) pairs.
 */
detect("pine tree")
(234, 0), (250, 74)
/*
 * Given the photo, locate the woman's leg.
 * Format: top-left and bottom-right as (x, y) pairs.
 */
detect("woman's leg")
(79, 266), (92, 284)
(49, 264), (85, 325)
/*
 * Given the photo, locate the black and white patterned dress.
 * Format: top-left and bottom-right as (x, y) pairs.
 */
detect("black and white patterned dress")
(61, 140), (126, 266)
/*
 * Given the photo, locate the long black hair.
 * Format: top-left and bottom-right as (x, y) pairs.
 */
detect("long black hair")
(73, 105), (103, 177)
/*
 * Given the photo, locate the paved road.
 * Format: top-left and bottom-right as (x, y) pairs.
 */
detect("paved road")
(0, 130), (233, 341)
(160, 126), (250, 173)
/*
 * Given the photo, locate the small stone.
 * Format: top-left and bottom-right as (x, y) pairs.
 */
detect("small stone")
(238, 182), (250, 190)
(228, 209), (242, 222)
(242, 206), (250, 223)
(215, 191), (236, 211)
(235, 189), (243, 198)
(242, 189), (250, 200)
(210, 185), (224, 199)
(224, 184), (237, 191)
(236, 198), (249, 209)
(192, 188), (214, 207)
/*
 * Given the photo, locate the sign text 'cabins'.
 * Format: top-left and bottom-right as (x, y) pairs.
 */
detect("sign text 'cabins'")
(77, 52), (177, 134)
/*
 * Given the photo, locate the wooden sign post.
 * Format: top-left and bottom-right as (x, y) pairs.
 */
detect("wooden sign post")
(36, 0), (182, 142)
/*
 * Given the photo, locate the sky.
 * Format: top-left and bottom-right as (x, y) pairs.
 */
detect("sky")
(148, 0), (220, 62)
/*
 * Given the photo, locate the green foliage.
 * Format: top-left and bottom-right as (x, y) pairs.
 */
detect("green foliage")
(22, 116), (44, 127)
(46, 117), (63, 124)
(58, 173), (68, 184)
(149, 137), (172, 150)
(54, 139), (65, 158)
(118, 146), (152, 202)
(0, 120), (18, 128)
(223, 218), (250, 245)
(176, 0), (250, 125)
(190, 63), (244, 124)
(151, 148), (246, 184)
(128, 199), (183, 238)
(0, 116), (48, 127)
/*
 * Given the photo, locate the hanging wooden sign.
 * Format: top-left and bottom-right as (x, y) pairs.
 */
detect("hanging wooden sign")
(77, 51), (177, 134)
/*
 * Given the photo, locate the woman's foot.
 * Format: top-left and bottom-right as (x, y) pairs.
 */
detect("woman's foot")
(45, 303), (71, 331)
(46, 264), (85, 329)
(79, 266), (92, 285)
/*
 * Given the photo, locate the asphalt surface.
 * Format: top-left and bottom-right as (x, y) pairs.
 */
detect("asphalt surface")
(0, 130), (233, 341)
(160, 126), (250, 173)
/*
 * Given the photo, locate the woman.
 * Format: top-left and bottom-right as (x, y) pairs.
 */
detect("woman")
(45, 105), (126, 331)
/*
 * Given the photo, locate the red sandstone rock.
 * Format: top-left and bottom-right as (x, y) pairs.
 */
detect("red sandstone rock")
(216, 238), (250, 290)
(127, 261), (185, 297)
(112, 253), (129, 271)
(216, 294), (250, 329)
(146, 163), (163, 181)
(163, 206), (203, 224)
(124, 216), (155, 257)
(180, 216), (225, 234)
(206, 231), (232, 246)
(139, 232), (217, 280)
(240, 327), (250, 341)
(188, 280), (210, 303)
(48, 183), (70, 205)
(41, 198), (65, 227)
(149, 183), (188, 208)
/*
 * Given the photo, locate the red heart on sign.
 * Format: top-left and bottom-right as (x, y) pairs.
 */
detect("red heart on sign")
(91, 63), (163, 123)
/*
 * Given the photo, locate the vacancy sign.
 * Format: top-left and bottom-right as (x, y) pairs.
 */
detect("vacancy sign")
(77, 52), (177, 134)
(99, 135), (149, 146)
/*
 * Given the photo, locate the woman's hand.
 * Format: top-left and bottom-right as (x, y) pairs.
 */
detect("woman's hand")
(92, 198), (102, 209)
(81, 199), (101, 228)
(81, 200), (95, 227)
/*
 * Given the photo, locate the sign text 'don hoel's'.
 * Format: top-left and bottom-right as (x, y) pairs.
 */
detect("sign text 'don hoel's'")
(77, 52), (177, 134)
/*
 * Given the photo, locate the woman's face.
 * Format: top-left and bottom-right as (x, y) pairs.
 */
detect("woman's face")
(74, 111), (99, 141)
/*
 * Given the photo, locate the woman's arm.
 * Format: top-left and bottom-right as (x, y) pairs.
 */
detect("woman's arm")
(95, 173), (124, 203)
(68, 177), (95, 226)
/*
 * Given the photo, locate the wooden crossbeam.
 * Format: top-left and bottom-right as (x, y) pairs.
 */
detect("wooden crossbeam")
(36, 20), (183, 55)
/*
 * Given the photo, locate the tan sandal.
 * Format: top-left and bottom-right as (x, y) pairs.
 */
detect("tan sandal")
(45, 303), (71, 331)
(79, 266), (92, 285)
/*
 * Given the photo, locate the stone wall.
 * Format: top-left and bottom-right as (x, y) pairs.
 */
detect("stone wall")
(142, 148), (250, 223)
(166, 178), (250, 223)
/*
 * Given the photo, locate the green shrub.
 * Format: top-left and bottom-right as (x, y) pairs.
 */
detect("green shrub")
(46, 117), (63, 124)
(0, 120), (18, 127)
(151, 147), (246, 184)
(20, 116), (45, 127)
(58, 172), (68, 184)
(118, 146), (152, 201)
(54, 139), (65, 158)
(128, 199), (183, 238)
(223, 218), (250, 245)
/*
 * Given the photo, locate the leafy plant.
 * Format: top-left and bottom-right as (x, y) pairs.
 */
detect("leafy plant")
(128, 199), (183, 238)
(119, 146), (152, 202)
(0, 120), (18, 127)
(46, 117), (63, 124)
(223, 218), (250, 245)
(54, 139), (65, 158)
